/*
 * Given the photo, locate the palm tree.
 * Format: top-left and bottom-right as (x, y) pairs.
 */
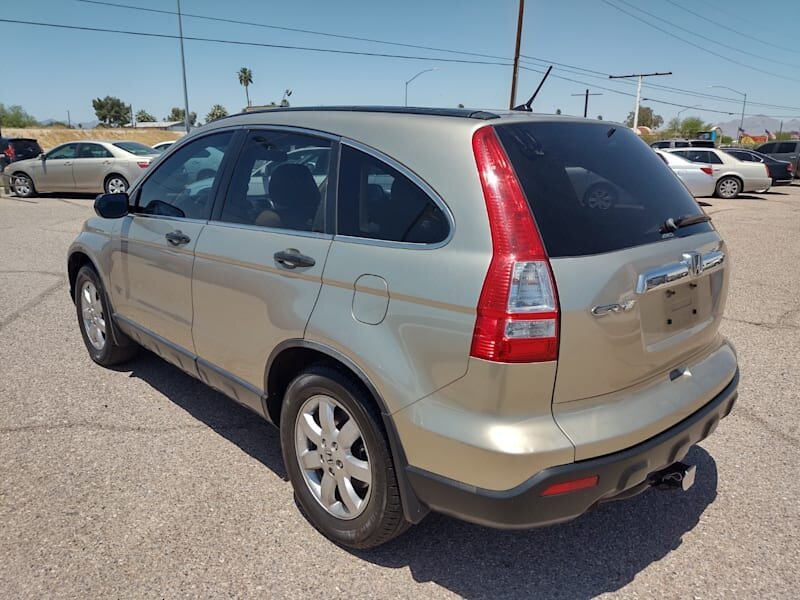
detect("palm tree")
(238, 67), (253, 107)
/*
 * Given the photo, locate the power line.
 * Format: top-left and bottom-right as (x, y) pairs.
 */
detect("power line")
(0, 18), (512, 66)
(601, 0), (800, 83)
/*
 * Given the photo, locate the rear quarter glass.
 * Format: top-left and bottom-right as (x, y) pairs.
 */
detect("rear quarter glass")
(495, 122), (713, 258)
(11, 140), (43, 159)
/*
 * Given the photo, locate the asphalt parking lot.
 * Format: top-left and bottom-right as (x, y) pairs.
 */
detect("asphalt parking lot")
(1, 186), (799, 599)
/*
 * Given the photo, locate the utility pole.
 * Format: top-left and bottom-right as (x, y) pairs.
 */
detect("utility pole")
(509, 0), (525, 109)
(177, 0), (191, 133)
(570, 89), (602, 118)
(67, 110), (71, 128)
(609, 71), (672, 130)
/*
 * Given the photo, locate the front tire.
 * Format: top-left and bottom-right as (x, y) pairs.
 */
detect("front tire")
(74, 265), (137, 366)
(715, 176), (741, 199)
(104, 174), (129, 194)
(12, 172), (36, 198)
(280, 365), (409, 549)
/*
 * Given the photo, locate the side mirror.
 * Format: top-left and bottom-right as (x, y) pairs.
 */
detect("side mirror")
(39, 153), (46, 160)
(94, 193), (129, 218)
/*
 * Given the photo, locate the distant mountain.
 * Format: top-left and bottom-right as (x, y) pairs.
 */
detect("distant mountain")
(714, 115), (800, 137)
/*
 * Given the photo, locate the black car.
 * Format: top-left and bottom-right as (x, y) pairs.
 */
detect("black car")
(0, 137), (43, 171)
(721, 147), (794, 186)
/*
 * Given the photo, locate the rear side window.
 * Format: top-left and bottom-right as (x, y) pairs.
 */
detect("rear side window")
(758, 143), (776, 153)
(776, 142), (798, 153)
(337, 145), (449, 244)
(495, 122), (712, 257)
(11, 139), (42, 160)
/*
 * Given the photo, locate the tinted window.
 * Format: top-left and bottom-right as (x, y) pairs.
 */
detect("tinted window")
(727, 151), (753, 161)
(675, 141), (691, 148)
(47, 144), (79, 160)
(10, 139), (42, 160)
(337, 145), (448, 244)
(219, 130), (332, 232)
(114, 141), (156, 156)
(651, 141), (669, 149)
(496, 122), (711, 257)
(137, 131), (232, 220)
(758, 143), (776, 153)
(679, 150), (722, 164)
(77, 143), (113, 159)
(776, 142), (798, 153)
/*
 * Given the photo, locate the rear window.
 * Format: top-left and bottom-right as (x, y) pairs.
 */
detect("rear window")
(10, 139), (42, 160)
(495, 122), (712, 257)
(114, 141), (156, 156)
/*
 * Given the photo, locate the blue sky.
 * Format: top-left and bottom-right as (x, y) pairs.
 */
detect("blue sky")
(3, 0), (800, 126)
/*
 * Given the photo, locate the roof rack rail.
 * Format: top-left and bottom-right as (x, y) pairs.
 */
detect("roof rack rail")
(226, 106), (501, 121)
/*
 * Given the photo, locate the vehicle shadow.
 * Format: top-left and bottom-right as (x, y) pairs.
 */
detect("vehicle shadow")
(114, 349), (287, 480)
(115, 350), (717, 599)
(357, 448), (717, 599)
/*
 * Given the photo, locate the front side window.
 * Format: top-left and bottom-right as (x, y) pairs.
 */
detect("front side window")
(78, 143), (113, 159)
(137, 131), (233, 220)
(47, 143), (79, 160)
(219, 130), (333, 232)
(337, 145), (449, 244)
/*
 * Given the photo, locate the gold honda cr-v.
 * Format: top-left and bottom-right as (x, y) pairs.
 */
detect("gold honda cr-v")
(68, 107), (738, 549)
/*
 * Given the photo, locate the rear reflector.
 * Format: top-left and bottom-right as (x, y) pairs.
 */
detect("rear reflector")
(700, 166), (713, 176)
(540, 475), (599, 497)
(470, 126), (560, 363)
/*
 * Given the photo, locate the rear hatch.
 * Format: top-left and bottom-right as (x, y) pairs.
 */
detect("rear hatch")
(495, 121), (728, 404)
(10, 139), (43, 161)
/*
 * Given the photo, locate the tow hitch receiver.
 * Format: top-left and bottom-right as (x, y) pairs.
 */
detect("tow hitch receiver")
(650, 462), (697, 491)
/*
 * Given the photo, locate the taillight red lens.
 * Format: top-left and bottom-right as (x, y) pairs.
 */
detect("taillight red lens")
(540, 475), (599, 497)
(764, 164), (770, 177)
(470, 126), (559, 363)
(4, 144), (15, 160)
(789, 164), (794, 172)
(137, 161), (150, 169)
(700, 166), (713, 176)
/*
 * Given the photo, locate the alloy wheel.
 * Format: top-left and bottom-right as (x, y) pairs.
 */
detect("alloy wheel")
(80, 280), (107, 350)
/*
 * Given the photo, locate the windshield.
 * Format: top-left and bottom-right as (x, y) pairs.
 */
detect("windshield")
(113, 141), (156, 156)
(495, 121), (712, 257)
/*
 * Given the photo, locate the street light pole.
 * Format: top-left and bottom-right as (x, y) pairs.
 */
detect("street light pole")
(177, 0), (191, 133)
(404, 68), (438, 107)
(710, 85), (746, 143)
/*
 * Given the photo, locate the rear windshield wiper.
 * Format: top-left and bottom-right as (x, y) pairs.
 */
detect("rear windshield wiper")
(659, 213), (711, 234)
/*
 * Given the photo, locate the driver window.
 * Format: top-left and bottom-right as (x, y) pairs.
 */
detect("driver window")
(137, 131), (233, 220)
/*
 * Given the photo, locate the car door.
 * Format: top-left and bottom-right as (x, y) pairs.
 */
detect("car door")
(774, 142), (799, 175)
(191, 128), (334, 408)
(109, 130), (235, 370)
(34, 143), (79, 192)
(73, 143), (113, 192)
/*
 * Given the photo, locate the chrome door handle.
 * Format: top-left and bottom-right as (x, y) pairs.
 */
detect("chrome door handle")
(274, 248), (315, 269)
(635, 250), (725, 294)
(165, 230), (191, 246)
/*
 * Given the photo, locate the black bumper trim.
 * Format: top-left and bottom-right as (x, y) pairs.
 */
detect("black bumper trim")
(407, 369), (739, 529)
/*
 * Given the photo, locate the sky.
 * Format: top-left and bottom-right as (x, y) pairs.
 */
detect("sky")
(2, 0), (800, 127)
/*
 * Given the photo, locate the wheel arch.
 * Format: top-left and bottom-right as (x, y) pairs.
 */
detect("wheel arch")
(264, 339), (429, 523)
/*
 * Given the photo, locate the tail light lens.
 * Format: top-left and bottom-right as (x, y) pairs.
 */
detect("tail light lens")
(4, 144), (15, 160)
(137, 160), (150, 169)
(788, 164), (793, 172)
(700, 166), (713, 176)
(764, 164), (770, 177)
(470, 126), (559, 363)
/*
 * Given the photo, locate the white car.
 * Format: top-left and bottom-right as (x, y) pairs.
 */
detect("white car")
(152, 141), (175, 153)
(655, 150), (715, 197)
(664, 148), (772, 198)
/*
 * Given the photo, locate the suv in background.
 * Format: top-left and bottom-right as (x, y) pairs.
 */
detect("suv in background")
(651, 138), (716, 149)
(754, 140), (800, 177)
(1, 137), (43, 192)
(68, 107), (739, 549)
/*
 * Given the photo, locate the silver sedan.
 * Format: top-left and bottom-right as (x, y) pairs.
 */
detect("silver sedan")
(8, 140), (157, 198)
(655, 149), (715, 197)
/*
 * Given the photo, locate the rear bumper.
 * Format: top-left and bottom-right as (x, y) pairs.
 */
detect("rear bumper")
(407, 369), (738, 529)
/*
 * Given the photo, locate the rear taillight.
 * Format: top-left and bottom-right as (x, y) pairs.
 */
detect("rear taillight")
(764, 164), (770, 177)
(137, 160), (150, 169)
(470, 126), (559, 363)
(3, 144), (15, 160)
(788, 164), (793, 172)
(700, 166), (713, 176)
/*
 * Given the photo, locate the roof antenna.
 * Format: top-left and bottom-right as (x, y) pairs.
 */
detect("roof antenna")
(512, 65), (553, 112)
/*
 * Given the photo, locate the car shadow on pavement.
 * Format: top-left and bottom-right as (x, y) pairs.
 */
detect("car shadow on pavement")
(358, 445), (717, 600)
(114, 349), (288, 480)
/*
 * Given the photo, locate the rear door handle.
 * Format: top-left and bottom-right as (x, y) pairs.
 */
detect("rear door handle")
(165, 230), (191, 246)
(274, 248), (315, 269)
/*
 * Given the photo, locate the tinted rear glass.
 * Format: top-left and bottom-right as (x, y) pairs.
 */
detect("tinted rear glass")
(114, 141), (156, 156)
(11, 139), (42, 160)
(495, 122), (712, 257)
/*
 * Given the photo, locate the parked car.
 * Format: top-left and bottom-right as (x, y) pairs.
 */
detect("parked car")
(650, 138), (715, 149)
(721, 147), (793, 187)
(754, 140), (800, 178)
(654, 149), (715, 197)
(1, 137), (43, 192)
(665, 147), (771, 198)
(152, 141), (176, 153)
(68, 108), (738, 549)
(8, 140), (157, 197)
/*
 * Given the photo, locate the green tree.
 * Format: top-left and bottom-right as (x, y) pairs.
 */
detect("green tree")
(92, 96), (131, 128)
(166, 107), (197, 126)
(0, 103), (40, 128)
(206, 104), (229, 122)
(666, 116), (681, 134)
(679, 116), (710, 137)
(238, 67), (254, 107)
(624, 105), (663, 129)
(457, 103), (465, 108)
(135, 109), (156, 123)
(775, 131), (793, 141)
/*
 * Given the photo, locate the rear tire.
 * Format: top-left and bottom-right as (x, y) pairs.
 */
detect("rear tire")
(74, 265), (138, 366)
(715, 176), (741, 199)
(104, 174), (129, 194)
(12, 172), (36, 198)
(280, 365), (410, 549)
